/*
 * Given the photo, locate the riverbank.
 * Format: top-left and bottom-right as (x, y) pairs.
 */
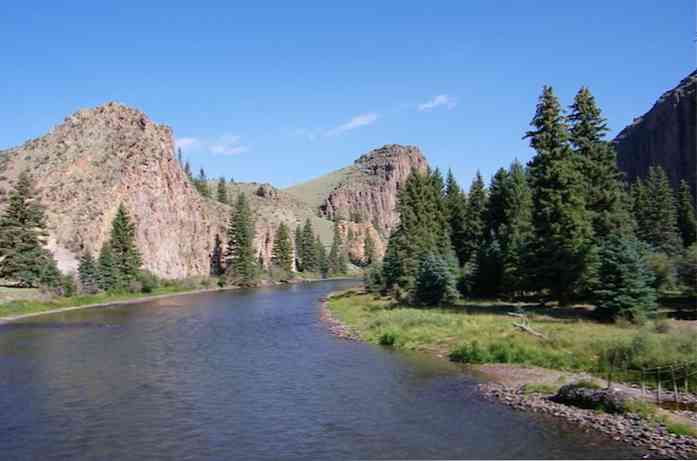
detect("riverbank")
(323, 289), (697, 458)
(0, 276), (360, 323)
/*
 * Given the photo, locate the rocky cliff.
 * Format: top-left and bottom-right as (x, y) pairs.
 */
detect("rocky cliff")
(614, 71), (696, 200)
(286, 144), (428, 238)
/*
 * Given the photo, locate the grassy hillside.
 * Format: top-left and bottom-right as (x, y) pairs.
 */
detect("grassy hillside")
(283, 165), (357, 210)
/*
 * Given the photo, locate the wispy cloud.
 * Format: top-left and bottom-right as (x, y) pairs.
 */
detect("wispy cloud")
(417, 94), (456, 112)
(326, 112), (379, 136)
(176, 133), (249, 156)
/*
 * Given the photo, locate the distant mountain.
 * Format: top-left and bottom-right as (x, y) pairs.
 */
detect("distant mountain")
(614, 70), (696, 200)
(0, 104), (426, 278)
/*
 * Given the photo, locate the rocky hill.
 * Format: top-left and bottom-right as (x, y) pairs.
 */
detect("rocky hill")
(285, 144), (428, 237)
(614, 71), (696, 200)
(0, 104), (421, 278)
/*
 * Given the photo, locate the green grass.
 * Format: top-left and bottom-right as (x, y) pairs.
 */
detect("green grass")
(327, 292), (697, 378)
(521, 383), (560, 395)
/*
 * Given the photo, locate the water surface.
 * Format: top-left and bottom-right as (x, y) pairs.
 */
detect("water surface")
(0, 280), (640, 459)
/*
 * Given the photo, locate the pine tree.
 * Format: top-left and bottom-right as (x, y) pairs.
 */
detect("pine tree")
(363, 232), (376, 266)
(594, 234), (656, 322)
(77, 250), (99, 294)
(195, 168), (211, 197)
(216, 177), (229, 204)
(677, 180), (697, 248)
(630, 178), (650, 241)
(642, 166), (682, 256)
(210, 234), (224, 276)
(462, 171), (488, 265)
(0, 171), (61, 287)
(184, 160), (192, 179)
(413, 254), (459, 306)
(177, 148), (183, 165)
(272, 223), (293, 273)
(525, 86), (592, 305)
(109, 204), (142, 290)
(445, 169), (468, 266)
(225, 193), (256, 283)
(316, 236), (329, 278)
(97, 242), (115, 291)
(568, 87), (630, 240)
(294, 225), (303, 271)
(328, 220), (348, 275)
(300, 219), (319, 272)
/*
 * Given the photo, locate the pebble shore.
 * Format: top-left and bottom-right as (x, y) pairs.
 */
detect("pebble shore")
(479, 383), (697, 459)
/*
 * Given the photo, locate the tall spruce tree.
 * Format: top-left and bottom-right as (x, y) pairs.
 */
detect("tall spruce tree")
(97, 242), (115, 291)
(195, 168), (211, 197)
(109, 204), (142, 290)
(294, 225), (304, 271)
(78, 250), (99, 294)
(677, 180), (697, 248)
(225, 192), (257, 283)
(445, 169), (468, 266)
(0, 171), (60, 287)
(461, 171), (488, 265)
(177, 148), (183, 165)
(272, 223), (293, 273)
(525, 86), (592, 305)
(210, 234), (224, 276)
(328, 221), (347, 275)
(568, 87), (630, 240)
(630, 178), (650, 242)
(184, 160), (192, 179)
(300, 219), (319, 272)
(381, 169), (453, 290)
(316, 236), (329, 278)
(642, 166), (682, 256)
(216, 177), (229, 204)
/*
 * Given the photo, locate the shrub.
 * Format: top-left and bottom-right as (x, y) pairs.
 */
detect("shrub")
(137, 271), (161, 293)
(364, 264), (385, 293)
(646, 251), (676, 292)
(379, 331), (398, 346)
(521, 383), (559, 395)
(413, 254), (459, 306)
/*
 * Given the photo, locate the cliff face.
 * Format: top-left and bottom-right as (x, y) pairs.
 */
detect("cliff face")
(614, 71), (696, 199)
(0, 102), (228, 278)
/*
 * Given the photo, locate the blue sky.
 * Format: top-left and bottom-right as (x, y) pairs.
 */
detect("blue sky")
(1, 2), (694, 188)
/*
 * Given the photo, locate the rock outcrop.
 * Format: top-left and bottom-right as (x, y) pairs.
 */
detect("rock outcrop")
(0, 102), (228, 278)
(614, 71), (696, 200)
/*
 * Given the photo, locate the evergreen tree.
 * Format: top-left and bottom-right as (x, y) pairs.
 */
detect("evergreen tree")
(177, 148), (183, 165)
(363, 232), (376, 266)
(316, 236), (329, 278)
(642, 166), (682, 256)
(195, 168), (211, 197)
(216, 177), (229, 204)
(184, 160), (192, 179)
(677, 180), (697, 248)
(525, 86), (592, 305)
(300, 219), (319, 272)
(109, 204), (142, 290)
(97, 242), (115, 291)
(462, 172), (488, 266)
(272, 223), (293, 273)
(568, 87), (630, 240)
(445, 169), (468, 266)
(413, 254), (459, 306)
(0, 171), (61, 287)
(77, 250), (99, 294)
(294, 225), (304, 271)
(630, 178), (650, 241)
(677, 244), (697, 296)
(210, 234), (224, 276)
(471, 239), (503, 296)
(225, 193), (257, 283)
(381, 169), (453, 290)
(328, 220), (348, 275)
(594, 234), (657, 322)
(486, 167), (510, 242)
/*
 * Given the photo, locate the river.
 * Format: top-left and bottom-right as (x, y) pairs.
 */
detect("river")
(0, 280), (641, 459)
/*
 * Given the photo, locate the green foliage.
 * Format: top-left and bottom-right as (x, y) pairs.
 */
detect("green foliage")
(364, 264), (385, 293)
(194, 168), (211, 197)
(677, 180), (697, 248)
(294, 225), (303, 271)
(413, 254), (459, 306)
(316, 236), (329, 278)
(640, 166), (682, 256)
(300, 218), (319, 272)
(97, 242), (115, 291)
(136, 270), (160, 294)
(0, 171), (61, 288)
(677, 244), (697, 296)
(445, 169), (468, 266)
(378, 330), (398, 346)
(184, 160), (192, 179)
(363, 232), (376, 266)
(328, 221), (348, 275)
(525, 86), (592, 305)
(471, 239), (503, 296)
(594, 234), (656, 321)
(210, 234), (224, 276)
(108, 204), (143, 291)
(521, 383), (560, 395)
(271, 223), (293, 273)
(462, 172), (488, 266)
(216, 177), (229, 204)
(225, 193), (257, 284)
(77, 251), (99, 294)
(645, 252), (676, 291)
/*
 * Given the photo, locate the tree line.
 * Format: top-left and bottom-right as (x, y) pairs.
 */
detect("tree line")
(372, 85), (697, 322)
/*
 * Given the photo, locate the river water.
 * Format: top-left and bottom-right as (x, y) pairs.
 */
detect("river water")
(0, 280), (640, 459)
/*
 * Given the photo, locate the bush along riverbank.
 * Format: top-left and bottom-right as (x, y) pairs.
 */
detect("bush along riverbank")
(324, 289), (697, 458)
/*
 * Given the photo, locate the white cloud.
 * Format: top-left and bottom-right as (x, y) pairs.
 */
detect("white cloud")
(326, 112), (379, 136)
(176, 133), (249, 156)
(417, 94), (456, 112)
